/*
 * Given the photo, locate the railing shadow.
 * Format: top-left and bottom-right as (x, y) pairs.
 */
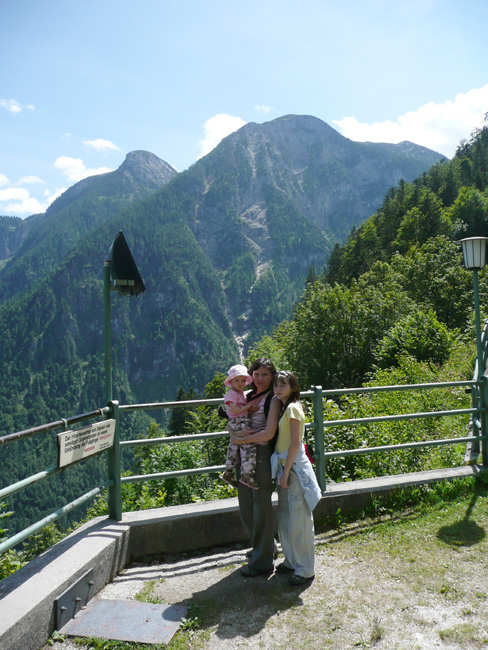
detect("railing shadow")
(437, 479), (487, 547)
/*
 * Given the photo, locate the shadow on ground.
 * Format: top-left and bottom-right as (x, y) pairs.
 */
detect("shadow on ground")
(175, 567), (311, 642)
(437, 479), (487, 547)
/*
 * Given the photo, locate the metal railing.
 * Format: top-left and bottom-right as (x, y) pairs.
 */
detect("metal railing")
(0, 407), (110, 554)
(0, 378), (485, 556)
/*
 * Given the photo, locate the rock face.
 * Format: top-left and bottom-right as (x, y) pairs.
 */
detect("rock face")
(215, 115), (445, 239)
(0, 216), (25, 260)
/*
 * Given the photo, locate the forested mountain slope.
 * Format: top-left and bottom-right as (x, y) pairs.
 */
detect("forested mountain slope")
(0, 151), (177, 303)
(253, 123), (488, 391)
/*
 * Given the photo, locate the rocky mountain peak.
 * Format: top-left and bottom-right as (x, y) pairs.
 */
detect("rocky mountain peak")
(119, 150), (177, 184)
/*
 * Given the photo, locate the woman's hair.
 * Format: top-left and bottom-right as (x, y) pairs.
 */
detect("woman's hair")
(247, 357), (277, 392)
(274, 370), (301, 404)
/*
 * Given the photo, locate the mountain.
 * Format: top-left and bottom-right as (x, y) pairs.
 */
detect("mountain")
(0, 216), (25, 264)
(0, 151), (177, 303)
(216, 115), (444, 240)
(0, 115), (445, 422)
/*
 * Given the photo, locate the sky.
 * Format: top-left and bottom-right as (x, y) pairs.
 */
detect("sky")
(2, 0), (488, 218)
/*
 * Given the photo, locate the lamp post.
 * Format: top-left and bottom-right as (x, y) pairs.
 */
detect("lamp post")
(460, 236), (488, 465)
(104, 231), (145, 519)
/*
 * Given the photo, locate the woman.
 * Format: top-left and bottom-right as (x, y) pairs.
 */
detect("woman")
(272, 370), (321, 585)
(231, 357), (280, 577)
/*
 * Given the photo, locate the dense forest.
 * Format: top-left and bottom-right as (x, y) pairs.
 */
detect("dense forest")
(2, 119), (488, 578)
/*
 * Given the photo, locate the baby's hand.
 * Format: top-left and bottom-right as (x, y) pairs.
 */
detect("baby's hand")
(230, 431), (247, 444)
(247, 402), (259, 413)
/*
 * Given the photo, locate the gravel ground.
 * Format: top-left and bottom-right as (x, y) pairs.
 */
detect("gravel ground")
(44, 494), (488, 649)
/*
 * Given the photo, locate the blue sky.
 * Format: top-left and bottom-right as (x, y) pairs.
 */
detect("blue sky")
(2, 0), (488, 217)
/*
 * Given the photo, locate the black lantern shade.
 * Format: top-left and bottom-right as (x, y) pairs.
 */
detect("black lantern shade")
(108, 231), (145, 296)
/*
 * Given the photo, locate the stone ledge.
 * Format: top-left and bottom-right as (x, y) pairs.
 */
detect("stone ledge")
(0, 518), (130, 650)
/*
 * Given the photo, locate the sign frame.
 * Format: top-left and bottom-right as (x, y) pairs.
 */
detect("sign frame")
(57, 419), (116, 468)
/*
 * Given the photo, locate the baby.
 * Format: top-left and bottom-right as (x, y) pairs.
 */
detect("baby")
(221, 364), (258, 489)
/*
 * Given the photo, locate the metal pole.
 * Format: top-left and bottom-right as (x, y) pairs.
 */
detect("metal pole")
(313, 385), (326, 492)
(107, 400), (122, 520)
(473, 270), (484, 379)
(104, 260), (112, 404)
(472, 269), (488, 465)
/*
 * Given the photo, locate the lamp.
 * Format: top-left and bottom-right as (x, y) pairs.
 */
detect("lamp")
(104, 231), (145, 521)
(460, 236), (488, 270)
(104, 231), (145, 403)
(460, 236), (488, 466)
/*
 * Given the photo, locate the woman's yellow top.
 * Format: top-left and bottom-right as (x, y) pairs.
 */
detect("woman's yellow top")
(275, 401), (305, 454)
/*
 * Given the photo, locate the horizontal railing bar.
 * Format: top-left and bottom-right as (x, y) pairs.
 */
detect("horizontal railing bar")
(117, 382), (473, 413)
(0, 407), (111, 446)
(0, 465), (58, 499)
(120, 397), (223, 412)
(323, 407), (477, 428)
(122, 422), (313, 448)
(121, 431), (228, 447)
(320, 380), (475, 397)
(120, 393), (312, 411)
(0, 486), (102, 554)
(324, 435), (487, 458)
(121, 465), (226, 483)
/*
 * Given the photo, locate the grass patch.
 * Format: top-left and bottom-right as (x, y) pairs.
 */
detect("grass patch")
(135, 580), (162, 604)
(439, 622), (488, 647)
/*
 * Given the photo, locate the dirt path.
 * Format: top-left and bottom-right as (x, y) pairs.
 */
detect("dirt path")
(46, 492), (488, 649)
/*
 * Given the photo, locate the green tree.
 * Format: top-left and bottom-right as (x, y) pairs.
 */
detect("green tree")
(282, 269), (414, 388)
(391, 236), (473, 330)
(450, 186), (488, 238)
(373, 309), (452, 369)
(168, 387), (199, 436)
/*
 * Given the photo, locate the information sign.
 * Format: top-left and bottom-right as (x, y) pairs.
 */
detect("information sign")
(57, 419), (115, 468)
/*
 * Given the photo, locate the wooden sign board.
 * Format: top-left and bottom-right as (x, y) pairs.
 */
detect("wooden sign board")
(57, 419), (115, 468)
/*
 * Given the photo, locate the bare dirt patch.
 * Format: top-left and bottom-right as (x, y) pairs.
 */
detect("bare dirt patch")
(45, 490), (488, 649)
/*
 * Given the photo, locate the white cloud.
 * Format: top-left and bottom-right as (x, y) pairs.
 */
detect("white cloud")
(0, 183), (67, 217)
(83, 138), (120, 151)
(199, 113), (247, 158)
(0, 187), (44, 216)
(0, 98), (35, 113)
(3, 197), (44, 215)
(0, 156), (114, 217)
(54, 156), (113, 183)
(333, 85), (488, 158)
(255, 104), (272, 114)
(0, 187), (29, 202)
(18, 175), (44, 185)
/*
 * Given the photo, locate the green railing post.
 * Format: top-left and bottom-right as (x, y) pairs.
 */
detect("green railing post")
(472, 269), (488, 465)
(313, 385), (326, 492)
(107, 399), (122, 520)
(481, 379), (488, 467)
